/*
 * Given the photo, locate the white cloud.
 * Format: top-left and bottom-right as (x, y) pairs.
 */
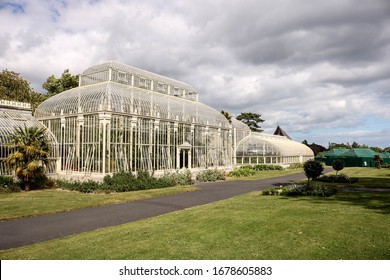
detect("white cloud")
(0, 0), (389, 147)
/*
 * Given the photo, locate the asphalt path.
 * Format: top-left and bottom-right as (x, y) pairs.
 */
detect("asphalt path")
(0, 171), (319, 250)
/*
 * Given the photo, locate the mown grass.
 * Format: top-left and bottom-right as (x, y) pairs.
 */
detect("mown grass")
(1, 191), (389, 260)
(0, 185), (197, 221)
(321, 167), (390, 189)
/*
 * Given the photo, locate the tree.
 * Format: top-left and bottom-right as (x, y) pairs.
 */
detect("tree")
(332, 159), (345, 175)
(370, 146), (383, 153)
(236, 112), (264, 132)
(303, 140), (327, 156)
(220, 110), (232, 124)
(5, 126), (51, 191)
(374, 155), (383, 169)
(303, 160), (324, 189)
(42, 69), (79, 97)
(0, 69), (44, 110)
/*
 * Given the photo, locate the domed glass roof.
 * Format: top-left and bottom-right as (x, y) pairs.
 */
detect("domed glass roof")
(237, 133), (314, 157)
(35, 81), (230, 128)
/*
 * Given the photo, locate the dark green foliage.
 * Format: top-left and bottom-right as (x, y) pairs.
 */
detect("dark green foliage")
(196, 169), (226, 182)
(303, 160), (324, 188)
(220, 110), (232, 124)
(262, 184), (337, 197)
(332, 159), (345, 175)
(302, 141), (327, 156)
(0, 176), (20, 193)
(381, 163), (390, 168)
(56, 179), (102, 193)
(228, 164), (283, 177)
(56, 170), (194, 193)
(228, 167), (256, 177)
(251, 164), (283, 171)
(42, 69), (79, 98)
(0, 69), (45, 111)
(288, 163), (304, 169)
(315, 174), (359, 184)
(236, 112), (265, 132)
(374, 155), (383, 169)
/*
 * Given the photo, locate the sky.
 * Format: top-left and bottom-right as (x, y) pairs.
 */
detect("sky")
(1, 0), (389, 148)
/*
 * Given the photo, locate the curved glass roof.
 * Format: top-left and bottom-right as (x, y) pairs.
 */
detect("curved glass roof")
(0, 107), (57, 144)
(80, 61), (198, 101)
(237, 133), (314, 157)
(35, 81), (230, 128)
(231, 117), (250, 131)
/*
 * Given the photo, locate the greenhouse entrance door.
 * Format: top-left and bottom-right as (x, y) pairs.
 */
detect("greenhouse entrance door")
(180, 149), (189, 168)
(178, 141), (192, 169)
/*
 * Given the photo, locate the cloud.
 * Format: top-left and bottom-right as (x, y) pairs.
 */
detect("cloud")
(0, 0), (389, 147)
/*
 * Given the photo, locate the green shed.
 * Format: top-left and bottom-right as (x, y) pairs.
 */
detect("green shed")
(339, 148), (378, 167)
(380, 152), (390, 164)
(319, 148), (350, 165)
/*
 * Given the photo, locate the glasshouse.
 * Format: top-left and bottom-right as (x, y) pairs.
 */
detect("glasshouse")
(1, 61), (314, 179)
(0, 100), (58, 175)
(236, 132), (314, 165)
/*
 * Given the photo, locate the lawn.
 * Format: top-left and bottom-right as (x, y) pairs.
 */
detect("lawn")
(1, 167), (389, 259)
(1, 191), (389, 259)
(0, 168), (303, 221)
(0, 185), (197, 221)
(321, 167), (390, 189)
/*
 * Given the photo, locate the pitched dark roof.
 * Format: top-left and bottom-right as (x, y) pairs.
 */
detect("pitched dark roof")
(273, 125), (291, 139)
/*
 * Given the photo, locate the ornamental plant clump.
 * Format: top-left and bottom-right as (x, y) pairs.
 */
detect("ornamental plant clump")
(332, 159), (345, 175)
(196, 169), (226, 182)
(303, 160), (324, 190)
(5, 125), (51, 191)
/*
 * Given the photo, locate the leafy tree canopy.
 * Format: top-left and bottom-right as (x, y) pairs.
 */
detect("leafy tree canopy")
(329, 141), (384, 153)
(0, 69), (44, 111)
(42, 69), (79, 97)
(303, 159), (324, 189)
(236, 112), (264, 132)
(332, 159), (345, 175)
(221, 110), (232, 124)
(302, 140), (327, 156)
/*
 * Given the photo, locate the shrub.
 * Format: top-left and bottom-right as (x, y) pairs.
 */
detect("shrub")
(56, 179), (102, 193)
(251, 164), (283, 171)
(57, 169), (195, 194)
(288, 163), (304, 169)
(163, 169), (194, 185)
(261, 188), (282, 196)
(281, 184), (337, 197)
(0, 176), (20, 193)
(261, 184), (337, 197)
(332, 159), (345, 175)
(303, 160), (324, 188)
(196, 169), (226, 182)
(315, 174), (359, 184)
(228, 167), (255, 177)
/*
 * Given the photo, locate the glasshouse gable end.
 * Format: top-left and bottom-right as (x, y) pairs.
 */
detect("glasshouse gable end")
(0, 61), (314, 180)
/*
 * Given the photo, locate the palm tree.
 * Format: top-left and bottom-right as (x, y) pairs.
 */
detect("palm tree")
(5, 125), (50, 191)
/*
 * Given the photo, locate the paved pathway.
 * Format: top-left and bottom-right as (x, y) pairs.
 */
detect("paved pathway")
(0, 171), (319, 250)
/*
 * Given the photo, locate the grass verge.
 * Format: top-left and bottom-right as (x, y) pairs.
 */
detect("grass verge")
(321, 167), (390, 189)
(0, 185), (197, 221)
(0, 191), (389, 259)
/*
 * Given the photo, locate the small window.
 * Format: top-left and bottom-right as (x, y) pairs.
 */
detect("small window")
(117, 71), (128, 84)
(138, 77), (147, 88)
(157, 82), (166, 93)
